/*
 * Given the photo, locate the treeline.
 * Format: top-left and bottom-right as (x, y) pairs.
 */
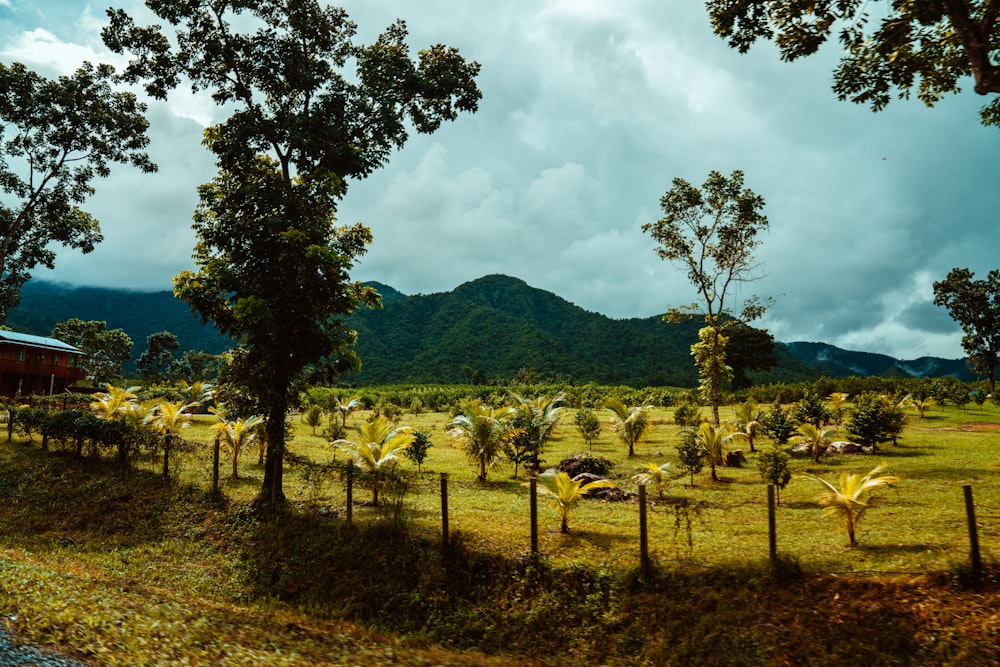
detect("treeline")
(304, 374), (990, 415)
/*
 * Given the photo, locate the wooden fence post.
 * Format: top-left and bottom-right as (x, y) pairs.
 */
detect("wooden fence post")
(345, 464), (353, 527)
(639, 483), (650, 576)
(440, 472), (450, 551)
(768, 484), (777, 565)
(963, 484), (982, 577)
(212, 436), (220, 496)
(530, 475), (538, 554)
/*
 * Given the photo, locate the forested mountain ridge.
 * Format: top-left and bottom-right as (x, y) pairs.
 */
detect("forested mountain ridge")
(7, 276), (972, 385)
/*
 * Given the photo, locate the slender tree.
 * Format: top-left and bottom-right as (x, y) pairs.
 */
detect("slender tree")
(642, 169), (769, 426)
(0, 62), (154, 321)
(105, 1), (480, 507)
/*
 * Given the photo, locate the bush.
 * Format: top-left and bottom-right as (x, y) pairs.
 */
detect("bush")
(760, 403), (797, 445)
(846, 392), (906, 451)
(557, 453), (614, 478)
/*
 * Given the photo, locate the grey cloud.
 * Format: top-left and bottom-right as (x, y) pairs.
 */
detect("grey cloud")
(6, 0), (999, 359)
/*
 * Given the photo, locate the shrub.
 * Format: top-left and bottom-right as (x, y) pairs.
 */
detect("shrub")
(557, 453), (614, 478)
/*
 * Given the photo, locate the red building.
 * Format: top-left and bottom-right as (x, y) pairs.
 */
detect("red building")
(0, 331), (85, 397)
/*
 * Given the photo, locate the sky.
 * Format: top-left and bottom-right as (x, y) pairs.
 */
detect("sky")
(2, 1), (998, 361)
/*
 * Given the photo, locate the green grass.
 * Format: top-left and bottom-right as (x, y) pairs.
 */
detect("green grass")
(1, 400), (1000, 664)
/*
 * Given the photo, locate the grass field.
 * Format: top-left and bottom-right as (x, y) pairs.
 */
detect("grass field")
(1, 397), (999, 665)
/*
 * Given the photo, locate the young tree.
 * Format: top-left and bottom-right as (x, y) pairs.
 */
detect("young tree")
(508, 393), (564, 472)
(447, 401), (513, 482)
(846, 393), (907, 452)
(800, 464), (900, 547)
(603, 397), (651, 457)
(104, 1), (480, 507)
(933, 268), (1000, 394)
(706, 2), (1000, 126)
(633, 462), (672, 500)
(0, 62), (155, 321)
(756, 444), (792, 504)
(574, 408), (602, 451)
(676, 429), (708, 487)
(146, 400), (195, 480)
(534, 469), (616, 534)
(642, 169), (769, 426)
(402, 429), (433, 473)
(137, 331), (181, 384)
(731, 398), (764, 452)
(335, 416), (412, 505)
(791, 423), (837, 464)
(52, 319), (133, 384)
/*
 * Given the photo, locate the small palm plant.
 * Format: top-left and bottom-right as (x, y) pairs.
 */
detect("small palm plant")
(603, 397), (651, 457)
(791, 423), (837, 463)
(686, 421), (741, 481)
(335, 416), (412, 504)
(209, 407), (264, 479)
(731, 398), (764, 452)
(534, 469), (617, 533)
(633, 462), (671, 499)
(800, 464), (899, 547)
(447, 401), (514, 481)
(146, 400), (196, 479)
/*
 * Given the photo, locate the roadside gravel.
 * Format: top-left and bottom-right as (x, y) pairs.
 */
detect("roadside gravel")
(0, 625), (88, 666)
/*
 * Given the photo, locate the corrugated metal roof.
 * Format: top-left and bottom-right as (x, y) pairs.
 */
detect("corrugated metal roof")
(0, 331), (83, 354)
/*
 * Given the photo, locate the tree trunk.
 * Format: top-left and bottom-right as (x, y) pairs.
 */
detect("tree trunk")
(260, 391), (288, 506)
(212, 435), (220, 495)
(162, 432), (171, 480)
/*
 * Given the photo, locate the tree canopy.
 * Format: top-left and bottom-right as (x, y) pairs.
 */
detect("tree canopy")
(51, 318), (133, 385)
(933, 267), (1000, 393)
(0, 61), (155, 321)
(706, 1), (1000, 125)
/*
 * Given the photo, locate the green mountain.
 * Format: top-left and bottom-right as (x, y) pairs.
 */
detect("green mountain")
(7, 281), (232, 360)
(7, 275), (971, 386)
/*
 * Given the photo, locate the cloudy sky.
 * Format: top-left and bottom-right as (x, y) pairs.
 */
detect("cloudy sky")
(2, 1), (998, 360)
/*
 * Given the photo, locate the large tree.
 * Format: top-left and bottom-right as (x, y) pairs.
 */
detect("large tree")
(51, 318), (133, 384)
(0, 62), (155, 321)
(136, 330), (180, 384)
(933, 268), (1000, 393)
(104, 1), (480, 505)
(706, 1), (1000, 126)
(642, 169), (769, 426)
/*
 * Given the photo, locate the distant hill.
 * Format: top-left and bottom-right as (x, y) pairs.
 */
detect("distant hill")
(783, 341), (974, 382)
(7, 276), (972, 386)
(7, 282), (232, 362)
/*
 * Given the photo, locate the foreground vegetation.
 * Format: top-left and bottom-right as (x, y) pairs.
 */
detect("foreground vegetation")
(1, 393), (999, 665)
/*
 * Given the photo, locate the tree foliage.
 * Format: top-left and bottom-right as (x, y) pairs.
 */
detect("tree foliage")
(756, 444), (792, 504)
(0, 61), (155, 320)
(706, 1), (1000, 126)
(52, 318), (133, 384)
(137, 331), (181, 384)
(845, 392), (907, 451)
(642, 169), (769, 426)
(105, 1), (480, 507)
(933, 268), (1000, 394)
